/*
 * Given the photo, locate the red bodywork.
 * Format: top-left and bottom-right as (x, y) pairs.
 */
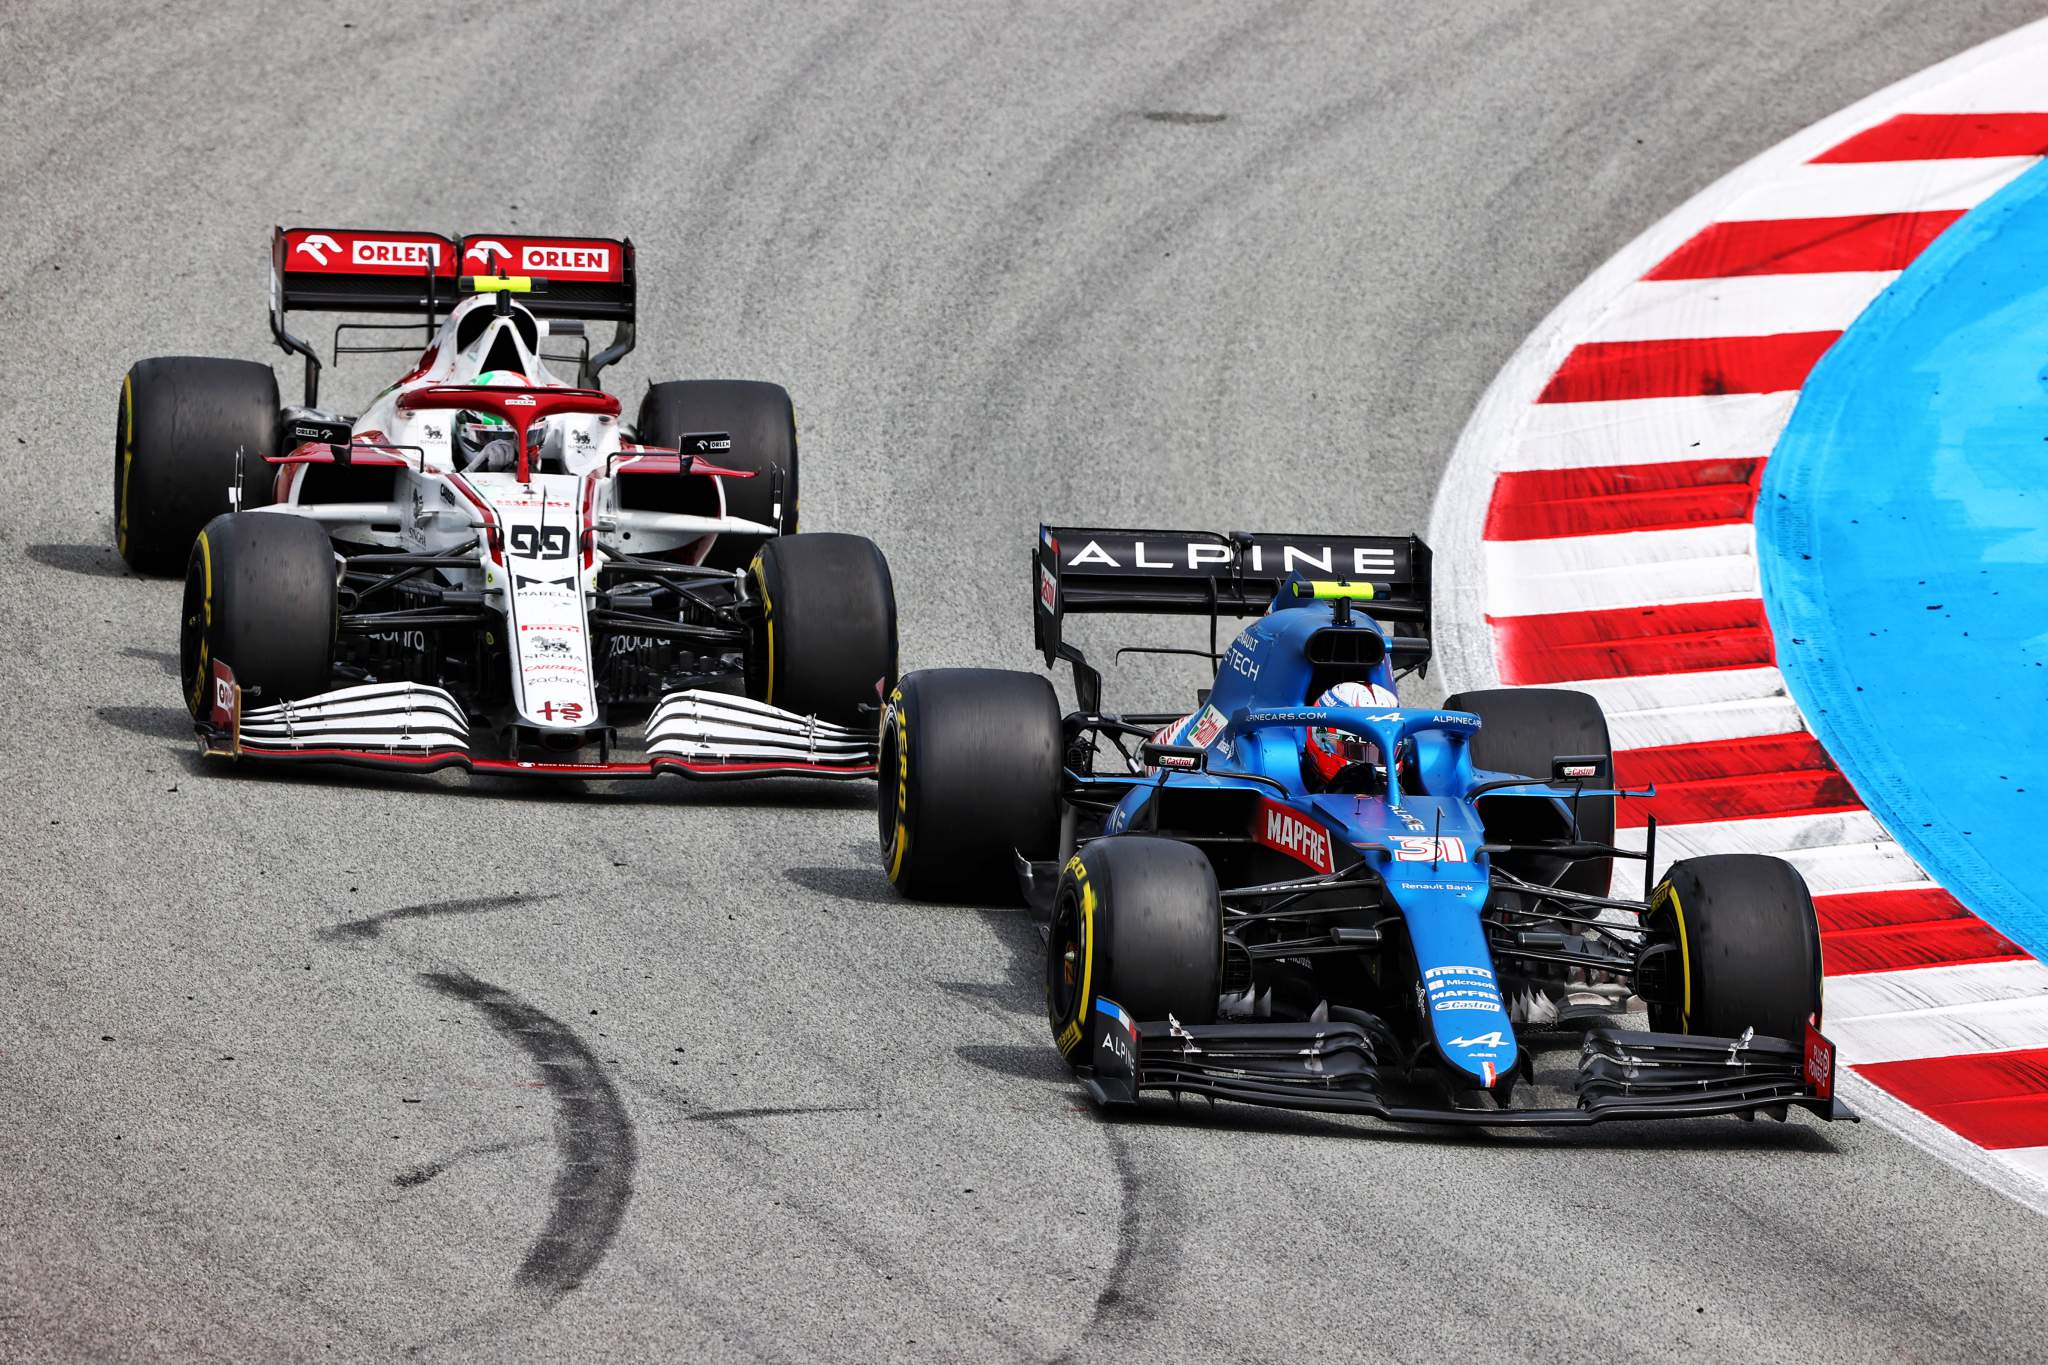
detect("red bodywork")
(398, 384), (622, 482)
(279, 228), (457, 279)
(457, 233), (628, 281)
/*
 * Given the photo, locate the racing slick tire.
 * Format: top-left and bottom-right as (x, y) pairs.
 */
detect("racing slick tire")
(746, 532), (896, 728)
(1445, 687), (1614, 897)
(880, 668), (1062, 903)
(1646, 854), (1823, 1040)
(638, 379), (798, 570)
(1047, 836), (1222, 1062)
(180, 512), (336, 720)
(117, 356), (279, 575)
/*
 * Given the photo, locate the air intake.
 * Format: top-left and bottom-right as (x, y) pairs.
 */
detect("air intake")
(1305, 629), (1386, 667)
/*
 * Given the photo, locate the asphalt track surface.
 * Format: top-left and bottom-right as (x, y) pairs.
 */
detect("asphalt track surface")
(6, 3), (2048, 1360)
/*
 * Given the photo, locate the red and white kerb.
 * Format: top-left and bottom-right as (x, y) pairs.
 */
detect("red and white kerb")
(1433, 26), (2048, 1201)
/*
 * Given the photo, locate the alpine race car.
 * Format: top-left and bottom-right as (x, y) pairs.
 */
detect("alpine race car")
(115, 227), (893, 780)
(878, 527), (1849, 1127)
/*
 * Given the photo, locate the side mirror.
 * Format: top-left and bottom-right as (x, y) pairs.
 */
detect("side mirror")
(1142, 742), (1206, 772)
(673, 431), (732, 457)
(1552, 754), (1608, 783)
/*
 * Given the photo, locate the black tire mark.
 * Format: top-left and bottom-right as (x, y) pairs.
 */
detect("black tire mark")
(419, 971), (637, 1301)
(681, 1104), (870, 1123)
(1088, 1127), (1146, 1324)
(320, 892), (560, 944)
(1052, 1122), (1184, 1365)
(392, 1139), (535, 1190)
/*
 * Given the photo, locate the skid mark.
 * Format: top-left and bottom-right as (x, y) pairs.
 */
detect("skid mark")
(321, 892), (561, 944)
(419, 971), (637, 1300)
(1052, 1123), (1185, 1363)
(682, 1104), (871, 1124)
(392, 1139), (537, 1190)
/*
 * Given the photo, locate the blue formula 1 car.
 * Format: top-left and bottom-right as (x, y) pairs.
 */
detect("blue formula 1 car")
(879, 526), (1851, 1127)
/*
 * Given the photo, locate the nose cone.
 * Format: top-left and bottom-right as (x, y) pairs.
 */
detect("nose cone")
(1338, 801), (1513, 1089)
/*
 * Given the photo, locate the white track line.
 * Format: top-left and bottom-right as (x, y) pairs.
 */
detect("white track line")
(1483, 525), (1758, 616)
(1586, 274), (1899, 342)
(1546, 668), (1799, 750)
(1830, 959), (2048, 1025)
(1504, 393), (1798, 472)
(1720, 158), (2037, 220)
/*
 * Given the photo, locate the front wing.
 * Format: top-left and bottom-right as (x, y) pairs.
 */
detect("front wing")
(199, 663), (876, 780)
(1077, 1002), (1854, 1127)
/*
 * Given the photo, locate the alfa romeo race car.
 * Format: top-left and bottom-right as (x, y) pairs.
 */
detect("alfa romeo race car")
(879, 527), (1850, 1126)
(115, 227), (893, 779)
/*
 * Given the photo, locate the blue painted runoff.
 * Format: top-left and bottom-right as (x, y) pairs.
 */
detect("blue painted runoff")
(1759, 156), (2048, 960)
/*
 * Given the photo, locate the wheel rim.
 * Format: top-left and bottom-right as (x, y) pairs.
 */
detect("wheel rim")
(115, 374), (133, 557)
(1640, 883), (1687, 1033)
(179, 540), (211, 719)
(878, 690), (905, 872)
(1046, 882), (1088, 1051)
(744, 555), (773, 706)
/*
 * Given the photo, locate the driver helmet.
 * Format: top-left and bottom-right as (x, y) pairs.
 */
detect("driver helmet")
(455, 369), (530, 471)
(1306, 681), (1399, 786)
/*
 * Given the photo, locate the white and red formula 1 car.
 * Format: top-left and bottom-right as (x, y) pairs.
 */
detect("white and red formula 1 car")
(115, 227), (894, 781)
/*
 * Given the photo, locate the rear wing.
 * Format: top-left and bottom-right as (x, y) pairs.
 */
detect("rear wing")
(1033, 525), (1433, 672)
(453, 233), (635, 322)
(269, 226), (637, 403)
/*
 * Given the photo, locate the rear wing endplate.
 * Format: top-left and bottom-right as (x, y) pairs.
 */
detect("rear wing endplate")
(1034, 525), (1433, 672)
(269, 226), (637, 404)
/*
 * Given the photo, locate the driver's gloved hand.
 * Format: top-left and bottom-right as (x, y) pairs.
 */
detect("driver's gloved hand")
(464, 436), (518, 473)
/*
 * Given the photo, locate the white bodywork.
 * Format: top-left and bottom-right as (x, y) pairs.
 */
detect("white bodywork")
(228, 294), (844, 769)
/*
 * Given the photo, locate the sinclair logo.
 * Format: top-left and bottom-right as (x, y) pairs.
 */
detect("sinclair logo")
(1252, 798), (1336, 874)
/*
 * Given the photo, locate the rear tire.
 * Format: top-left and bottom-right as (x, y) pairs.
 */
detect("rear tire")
(179, 512), (337, 719)
(1046, 837), (1222, 1063)
(117, 356), (279, 574)
(881, 668), (1063, 902)
(1646, 853), (1823, 1039)
(638, 379), (797, 570)
(1445, 686), (1614, 896)
(746, 533), (896, 728)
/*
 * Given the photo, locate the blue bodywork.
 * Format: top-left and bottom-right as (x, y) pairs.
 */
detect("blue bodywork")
(1090, 589), (1578, 1088)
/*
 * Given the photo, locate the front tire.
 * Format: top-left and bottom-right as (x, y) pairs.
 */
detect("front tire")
(180, 512), (337, 719)
(881, 668), (1062, 903)
(746, 533), (896, 728)
(117, 356), (279, 574)
(1645, 853), (1823, 1039)
(1047, 837), (1222, 1063)
(638, 379), (798, 570)
(1446, 686), (1614, 896)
